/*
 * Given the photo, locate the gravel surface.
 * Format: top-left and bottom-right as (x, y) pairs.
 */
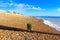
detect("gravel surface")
(0, 29), (60, 40)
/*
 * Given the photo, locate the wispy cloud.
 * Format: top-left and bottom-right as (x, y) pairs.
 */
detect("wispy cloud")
(0, 0), (46, 16)
(17, 4), (45, 10)
(0, 0), (45, 11)
(57, 8), (60, 11)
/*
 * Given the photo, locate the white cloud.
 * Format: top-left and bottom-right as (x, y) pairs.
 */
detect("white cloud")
(31, 7), (43, 10)
(57, 8), (60, 11)
(0, 0), (15, 7)
(0, 2), (12, 7)
(0, 1), (45, 12)
(15, 4), (45, 11)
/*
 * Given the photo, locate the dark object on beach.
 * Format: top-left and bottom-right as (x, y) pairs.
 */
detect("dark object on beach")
(13, 11), (16, 14)
(27, 22), (32, 31)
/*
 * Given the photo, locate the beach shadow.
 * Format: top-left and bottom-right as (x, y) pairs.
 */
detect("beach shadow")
(0, 25), (27, 31)
(0, 25), (60, 35)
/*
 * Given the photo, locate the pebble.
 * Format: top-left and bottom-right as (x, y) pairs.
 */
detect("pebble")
(16, 33), (19, 36)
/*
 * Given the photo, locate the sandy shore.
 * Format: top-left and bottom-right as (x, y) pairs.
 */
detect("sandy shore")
(0, 11), (59, 40)
(0, 12), (59, 33)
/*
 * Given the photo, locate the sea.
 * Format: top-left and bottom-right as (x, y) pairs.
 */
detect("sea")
(35, 16), (60, 31)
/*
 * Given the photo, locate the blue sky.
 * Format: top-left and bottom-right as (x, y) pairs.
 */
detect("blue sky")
(0, 0), (60, 16)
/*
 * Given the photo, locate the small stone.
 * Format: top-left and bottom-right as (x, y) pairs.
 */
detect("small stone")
(16, 33), (19, 36)
(0, 36), (3, 38)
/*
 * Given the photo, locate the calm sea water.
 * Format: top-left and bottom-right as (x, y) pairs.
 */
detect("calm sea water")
(35, 16), (60, 28)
